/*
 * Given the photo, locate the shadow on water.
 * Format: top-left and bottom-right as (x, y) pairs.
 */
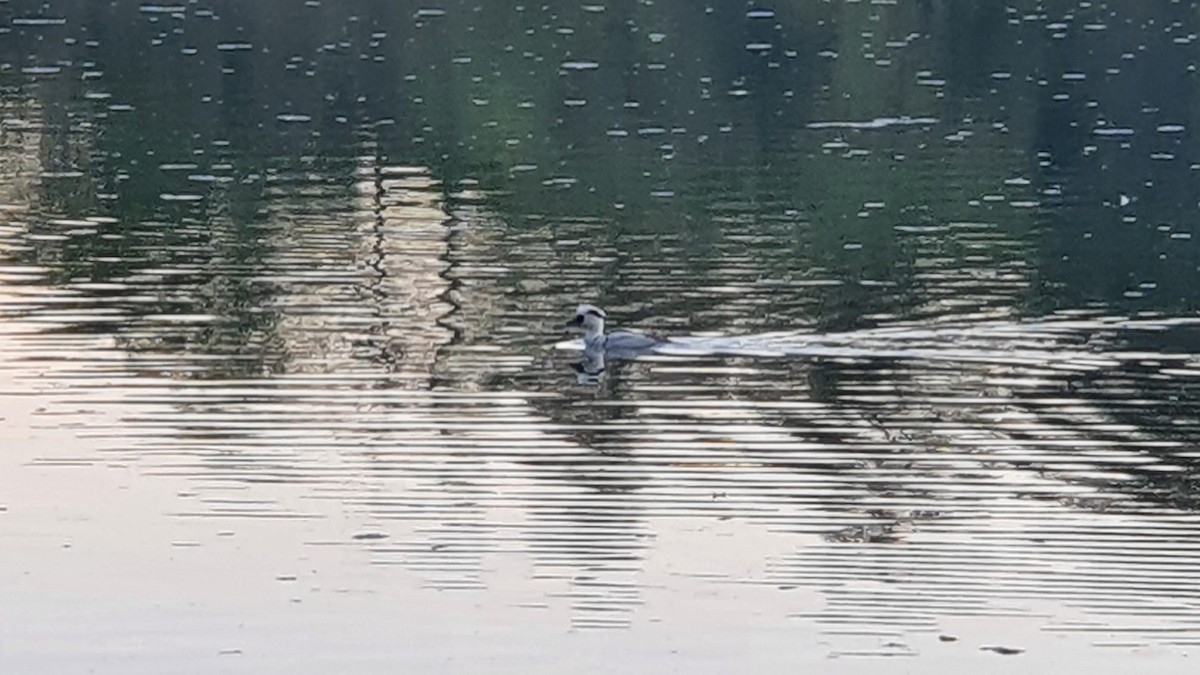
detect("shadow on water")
(2, 0), (1200, 654)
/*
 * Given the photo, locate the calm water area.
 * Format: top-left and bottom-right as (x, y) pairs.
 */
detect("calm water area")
(2, 1), (1200, 672)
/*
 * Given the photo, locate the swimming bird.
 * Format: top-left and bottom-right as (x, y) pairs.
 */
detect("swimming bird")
(565, 304), (662, 355)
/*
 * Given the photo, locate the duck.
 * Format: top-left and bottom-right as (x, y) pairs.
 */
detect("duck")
(565, 304), (662, 354)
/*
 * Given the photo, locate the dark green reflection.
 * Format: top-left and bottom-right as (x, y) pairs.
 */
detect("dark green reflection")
(1, 0), (1199, 371)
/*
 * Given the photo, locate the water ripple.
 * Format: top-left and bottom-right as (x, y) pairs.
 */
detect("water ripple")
(3, 1), (1200, 663)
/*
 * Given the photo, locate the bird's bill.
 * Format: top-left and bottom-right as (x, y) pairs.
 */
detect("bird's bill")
(565, 314), (584, 327)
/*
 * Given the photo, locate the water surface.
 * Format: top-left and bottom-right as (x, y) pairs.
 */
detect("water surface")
(2, 1), (1200, 671)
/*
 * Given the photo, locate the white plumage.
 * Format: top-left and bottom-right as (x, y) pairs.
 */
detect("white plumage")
(566, 304), (661, 354)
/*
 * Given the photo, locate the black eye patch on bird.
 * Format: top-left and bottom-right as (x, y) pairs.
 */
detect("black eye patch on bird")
(566, 314), (585, 327)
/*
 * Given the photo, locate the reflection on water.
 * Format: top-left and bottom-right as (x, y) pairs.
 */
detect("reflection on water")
(3, 0), (1200, 663)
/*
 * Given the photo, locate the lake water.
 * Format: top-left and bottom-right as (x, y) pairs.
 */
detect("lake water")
(2, 1), (1200, 672)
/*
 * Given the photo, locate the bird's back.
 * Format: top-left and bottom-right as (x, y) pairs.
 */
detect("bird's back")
(603, 331), (661, 351)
